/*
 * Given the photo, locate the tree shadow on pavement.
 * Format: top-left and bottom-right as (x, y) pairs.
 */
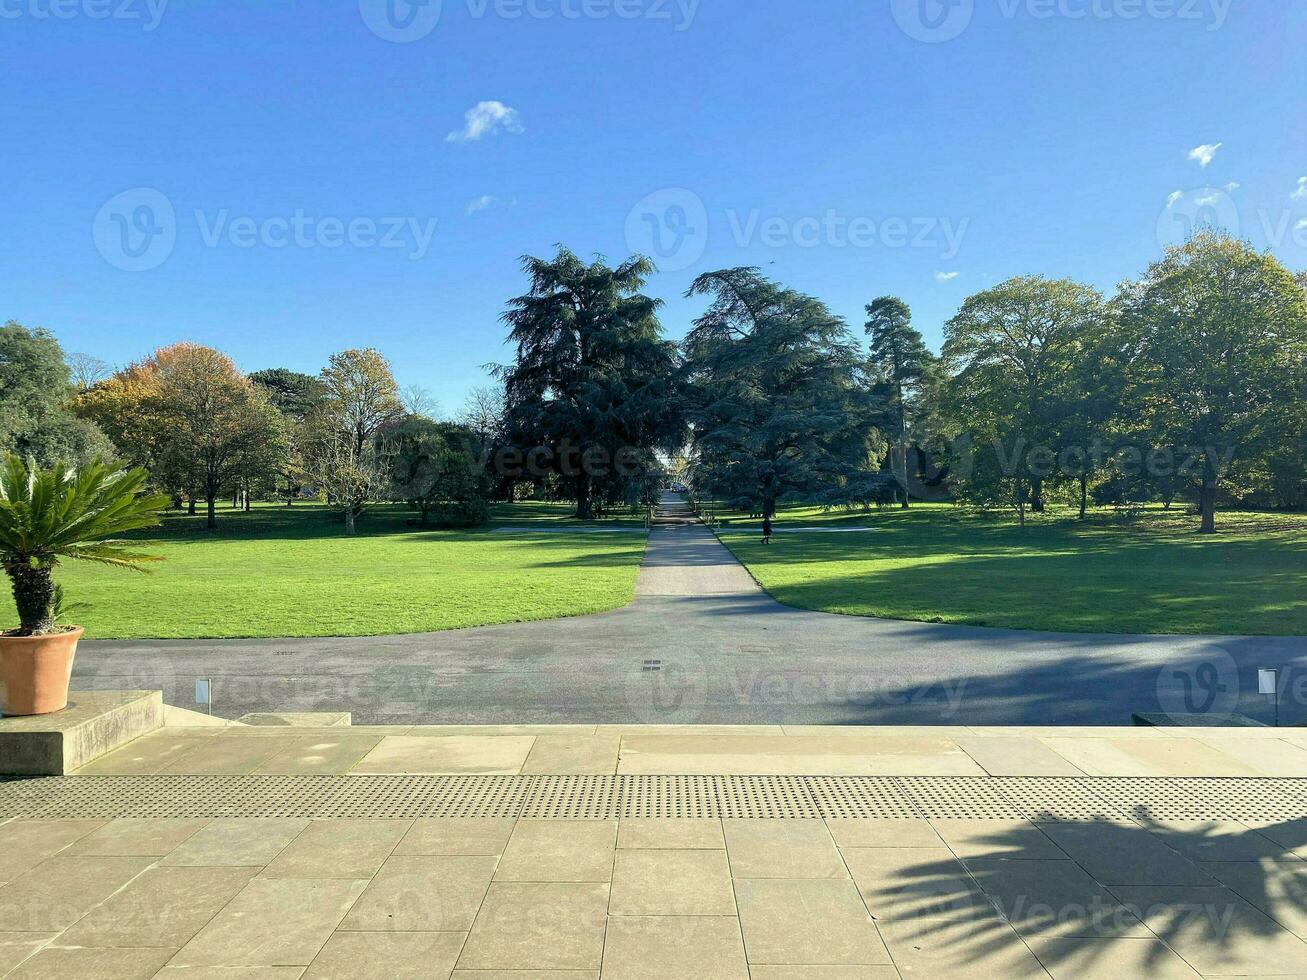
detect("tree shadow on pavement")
(863, 812), (1307, 976)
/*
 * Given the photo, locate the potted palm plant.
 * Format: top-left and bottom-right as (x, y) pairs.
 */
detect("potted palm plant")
(0, 455), (168, 716)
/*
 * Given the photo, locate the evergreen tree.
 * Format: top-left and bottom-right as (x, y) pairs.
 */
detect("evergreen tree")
(683, 268), (875, 518)
(865, 297), (935, 508)
(496, 247), (683, 520)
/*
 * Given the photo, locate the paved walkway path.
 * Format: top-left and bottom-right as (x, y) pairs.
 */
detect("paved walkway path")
(73, 499), (1307, 726)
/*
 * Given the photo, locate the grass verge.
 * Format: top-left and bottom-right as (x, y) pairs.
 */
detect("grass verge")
(11, 502), (647, 640)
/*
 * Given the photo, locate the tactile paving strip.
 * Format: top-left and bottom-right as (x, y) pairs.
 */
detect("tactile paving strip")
(899, 777), (1028, 820)
(715, 776), (820, 819)
(2, 775), (1306, 821)
(991, 777), (1138, 822)
(807, 777), (921, 819)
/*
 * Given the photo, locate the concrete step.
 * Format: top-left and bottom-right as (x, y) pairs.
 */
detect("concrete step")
(0, 690), (163, 776)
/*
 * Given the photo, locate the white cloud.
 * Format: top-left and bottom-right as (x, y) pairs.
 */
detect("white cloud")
(1195, 191), (1222, 206)
(466, 194), (517, 215)
(1166, 190), (1184, 209)
(935, 271), (960, 283)
(1297, 219), (1307, 232)
(1225, 182), (1240, 192)
(446, 101), (523, 144)
(1188, 142), (1223, 167)
(1293, 177), (1307, 200)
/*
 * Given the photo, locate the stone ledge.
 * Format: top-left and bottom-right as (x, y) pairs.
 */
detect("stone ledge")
(0, 690), (162, 775)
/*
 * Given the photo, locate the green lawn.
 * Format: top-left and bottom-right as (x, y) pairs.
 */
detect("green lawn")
(714, 503), (1307, 635)
(11, 502), (648, 640)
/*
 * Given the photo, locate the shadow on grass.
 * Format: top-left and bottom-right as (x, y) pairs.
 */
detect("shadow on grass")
(130, 503), (646, 545)
(870, 813), (1307, 976)
(719, 518), (1307, 635)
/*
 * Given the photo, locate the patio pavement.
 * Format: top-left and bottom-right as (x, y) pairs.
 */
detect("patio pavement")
(2, 723), (1307, 978)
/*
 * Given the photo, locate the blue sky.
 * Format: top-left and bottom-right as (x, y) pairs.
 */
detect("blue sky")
(3, 0), (1304, 412)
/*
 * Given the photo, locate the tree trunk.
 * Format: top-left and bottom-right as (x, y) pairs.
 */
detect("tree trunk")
(1199, 480), (1217, 534)
(1030, 478), (1045, 514)
(1078, 474), (1088, 520)
(345, 506), (357, 536)
(576, 472), (593, 521)
(7, 562), (56, 635)
(187, 497), (197, 516)
(207, 494), (217, 530)
(898, 414), (910, 510)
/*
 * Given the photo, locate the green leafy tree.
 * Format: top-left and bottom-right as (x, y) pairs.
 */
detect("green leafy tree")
(683, 268), (875, 518)
(0, 455), (168, 635)
(942, 276), (1106, 514)
(496, 248), (683, 520)
(389, 417), (490, 527)
(1118, 231), (1307, 532)
(865, 297), (936, 508)
(0, 322), (113, 467)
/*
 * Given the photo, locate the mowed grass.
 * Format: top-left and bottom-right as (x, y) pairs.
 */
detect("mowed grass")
(715, 503), (1307, 635)
(8, 502), (648, 640)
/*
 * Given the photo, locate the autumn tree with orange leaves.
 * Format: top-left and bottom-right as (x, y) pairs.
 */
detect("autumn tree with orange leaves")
(77, 344), (285, 528)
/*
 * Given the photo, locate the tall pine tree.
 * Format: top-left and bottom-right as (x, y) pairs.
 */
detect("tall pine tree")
(865, 297), (935, 508)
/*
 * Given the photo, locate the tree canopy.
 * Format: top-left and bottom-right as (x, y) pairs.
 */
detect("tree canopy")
(0, 321), (112, 467)
(1117, 231), (1307, 532)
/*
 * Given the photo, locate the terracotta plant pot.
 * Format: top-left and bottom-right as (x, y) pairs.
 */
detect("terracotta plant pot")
(0, 627), (83, 717)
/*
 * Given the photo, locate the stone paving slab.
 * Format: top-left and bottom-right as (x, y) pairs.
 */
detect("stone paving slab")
(73, 724), (1307, 777)
(1, 806), (1306, 977)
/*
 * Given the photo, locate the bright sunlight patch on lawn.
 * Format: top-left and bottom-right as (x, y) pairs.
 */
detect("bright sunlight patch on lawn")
(8, 502), (647, 640)
(715, 503), (1307, 636)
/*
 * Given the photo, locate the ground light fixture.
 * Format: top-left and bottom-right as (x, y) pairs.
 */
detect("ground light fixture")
(1259, 668), (1280, 727)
